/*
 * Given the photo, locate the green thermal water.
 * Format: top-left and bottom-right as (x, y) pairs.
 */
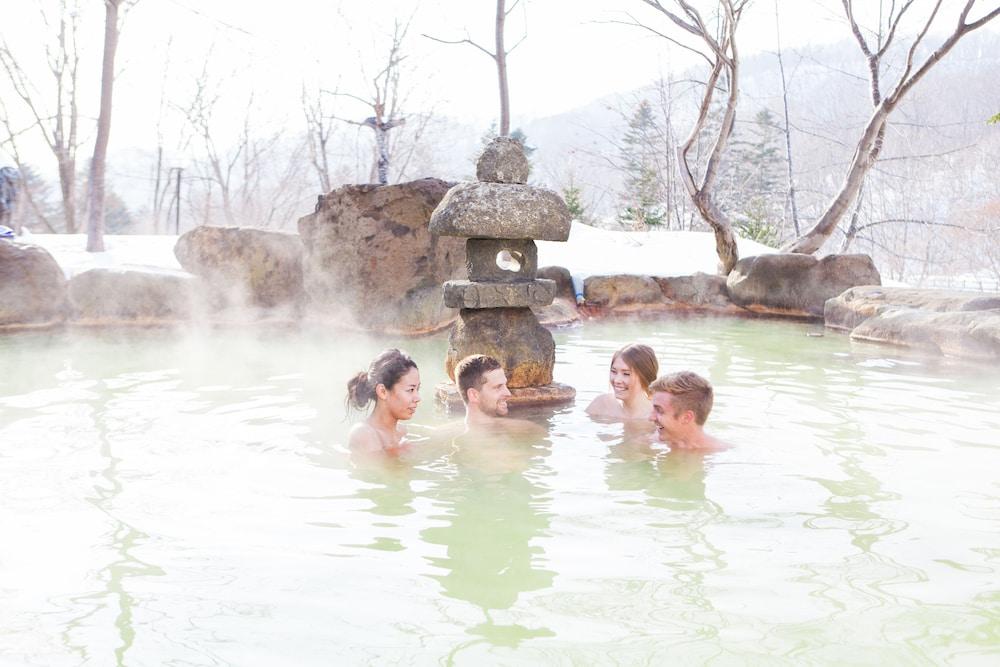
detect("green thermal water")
(1, 318), (999, 664)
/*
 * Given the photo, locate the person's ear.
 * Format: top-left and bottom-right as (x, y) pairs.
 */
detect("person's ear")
(467, 387), (480, 405)
(681, 410), (695, 424)
(375, 383), (389, 401)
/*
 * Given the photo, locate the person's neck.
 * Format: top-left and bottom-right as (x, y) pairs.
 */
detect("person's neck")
(368, 404), (398, 433)
(667, 426), (717, 451)
(620, 392), (652, 419)
(465, 405), (497, 429)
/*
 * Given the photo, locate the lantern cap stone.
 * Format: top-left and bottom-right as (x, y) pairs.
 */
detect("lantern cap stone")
(429, 182), (571, 242)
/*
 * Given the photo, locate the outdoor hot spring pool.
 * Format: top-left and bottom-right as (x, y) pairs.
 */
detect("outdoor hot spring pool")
(2, 317), (999, 665)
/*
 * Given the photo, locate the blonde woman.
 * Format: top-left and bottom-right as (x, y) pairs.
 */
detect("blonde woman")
(586, 343), (659, 421)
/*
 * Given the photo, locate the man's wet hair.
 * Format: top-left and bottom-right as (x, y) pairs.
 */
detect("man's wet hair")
(455, 354), (502, 403)
(649, 371), (714, 425)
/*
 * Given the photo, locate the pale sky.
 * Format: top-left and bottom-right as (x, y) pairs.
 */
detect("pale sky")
(3, 0), (997, 164)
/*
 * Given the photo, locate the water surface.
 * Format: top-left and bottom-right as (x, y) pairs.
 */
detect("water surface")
(2, 318), (999, 664)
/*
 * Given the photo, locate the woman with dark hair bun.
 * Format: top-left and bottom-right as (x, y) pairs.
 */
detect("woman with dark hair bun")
(585, 343), (659, 421)
(346, 348), (421, 452)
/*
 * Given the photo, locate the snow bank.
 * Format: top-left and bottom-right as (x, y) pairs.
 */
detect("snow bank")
(537, 222), (776, 279)
(23, 233), (182, 278)
(26, 223), (777, 281)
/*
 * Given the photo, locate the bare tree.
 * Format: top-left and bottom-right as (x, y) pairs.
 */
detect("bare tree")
(424, 0), (526, 137)
(86, 0), (128, 252)
(325, 19), (411, 185)
(179, 61), (246, 224)
(773, 0), (800, 236)
(627, 0), (748, 273)
(0, 0), (81, 233)
(149, 36), (174, 235)
(784, 0), (1000, 254)
(302, 84), (338, 193)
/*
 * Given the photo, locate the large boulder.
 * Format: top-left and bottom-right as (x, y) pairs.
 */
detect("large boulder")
(537, 265), (575, 301)
(655, 273), (746, 316)
(174, 226), (303, 312)
(445, 307), (555, 388)
(298, 178), (464, 334)
(583, 275), (668, 314)
(0, 239), (67, 329)
(533, 297), (580, 327)
(68, 267), (199, 325)
(825, 285), (1000, 360)
(726, 253), (881, 318)
(852, 309), (1000, 360)
(825, 285), (1000, 331)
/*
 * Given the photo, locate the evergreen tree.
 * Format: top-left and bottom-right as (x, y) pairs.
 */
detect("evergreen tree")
(562, 184), (584, 220)
(618, 100), (665, 229)
(16, 165), (61, 232)
(722, 108), (784, 245)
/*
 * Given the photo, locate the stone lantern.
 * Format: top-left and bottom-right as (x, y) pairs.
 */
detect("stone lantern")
(430, 137), (576, 408)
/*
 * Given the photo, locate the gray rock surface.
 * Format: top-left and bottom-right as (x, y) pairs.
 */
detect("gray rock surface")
(727, 253), (881, 318)
(298, 178), (464, 333)
(655, 273), (746, 315)
(68, 267), (199, 325)
(852, 309), (1000, 360)
(476, 136), (530, 184)
(825, 285), (1000, 360)
(583, 274), (666, 312)
(826, 285), (1000, 331)
(0, 239), (67, 329)
(429, 182), (572, 242)
(445, 307), (556, 388)
(466, 238), (538, 282)
(533, 297), (580, 327)
(537, 266), (574, 301)
(174, 226), (303, 310)
(443, 279), (556, 309)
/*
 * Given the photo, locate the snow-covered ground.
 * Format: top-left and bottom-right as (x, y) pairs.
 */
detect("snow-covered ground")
(25, 232), (182, 278)
(537, 222), (775, 279)
(25, 222), (776, 280)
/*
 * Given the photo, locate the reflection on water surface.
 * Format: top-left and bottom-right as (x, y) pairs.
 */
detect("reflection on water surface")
(2, 318), (999, 664)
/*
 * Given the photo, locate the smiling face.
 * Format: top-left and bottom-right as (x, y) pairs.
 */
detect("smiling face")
(474, 367), (512, 417)
(609, 355), (641, 401)
(649, 390), (689, 442)
(377, 367), (421, 421)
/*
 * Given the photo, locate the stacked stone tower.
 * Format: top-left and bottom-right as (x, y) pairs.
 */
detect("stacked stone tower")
(430, 137), (575, 407)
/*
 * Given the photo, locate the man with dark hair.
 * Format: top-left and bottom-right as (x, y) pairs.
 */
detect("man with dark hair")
(648, 371), (727, 450)
(455, 354), (511, 426)
(454, 354), (543, 436)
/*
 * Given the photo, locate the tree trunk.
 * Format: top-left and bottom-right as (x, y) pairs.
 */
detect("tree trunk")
(838, 181), (866, 252)
(495, 0), (510, 136)
(774, 1), (799, 236)
(783, 104), (891, 254)
(86, 0), (120, 252)
(375, 125), (390, 185)
(693, 190), (740, 273)
(57, 153), (76, 233)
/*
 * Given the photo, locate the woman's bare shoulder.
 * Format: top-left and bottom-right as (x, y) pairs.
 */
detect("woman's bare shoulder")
(586, 393), (623, 418)
(348, 422), (382, 451)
